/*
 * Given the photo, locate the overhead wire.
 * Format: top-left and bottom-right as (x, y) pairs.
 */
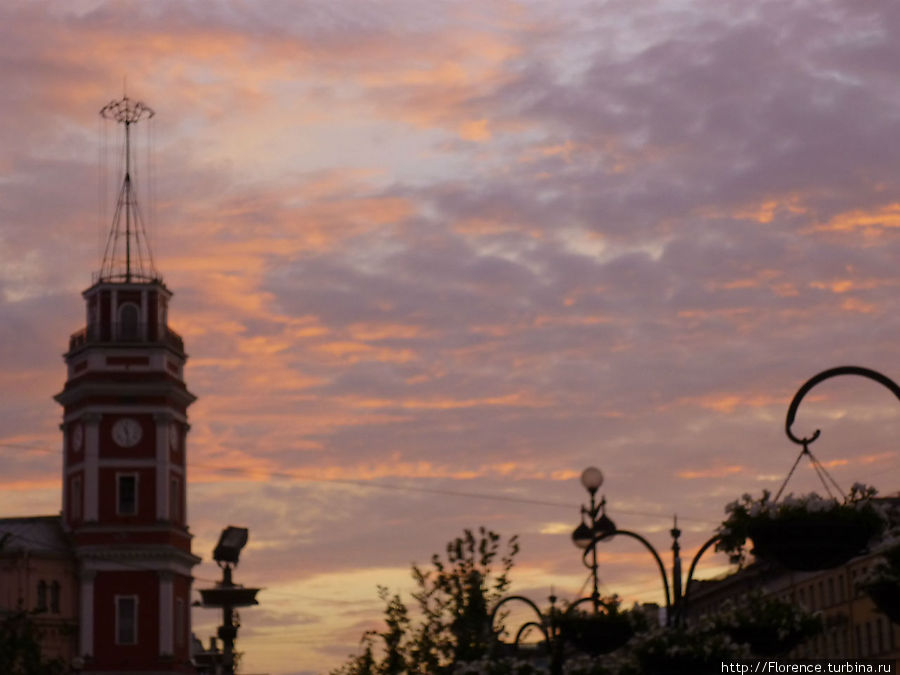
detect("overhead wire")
(0, 441), (719, 526)
(185, 460), (720, 525)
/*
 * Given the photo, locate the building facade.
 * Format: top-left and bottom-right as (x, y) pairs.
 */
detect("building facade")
(0, 516), (79, 665)
(687, 542), (900, 664)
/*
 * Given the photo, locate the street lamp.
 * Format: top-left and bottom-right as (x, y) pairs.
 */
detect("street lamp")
(197, 526), (260, 675)
(489, 468), (626, 674)
(571, 467), (616, 610)
(579, 475), (723, 627)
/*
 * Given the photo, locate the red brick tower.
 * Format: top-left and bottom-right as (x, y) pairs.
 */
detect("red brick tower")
(55, 96), (199, 673)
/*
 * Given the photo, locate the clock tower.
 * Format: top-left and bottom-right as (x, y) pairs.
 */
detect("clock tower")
(55, 96), (199, 673)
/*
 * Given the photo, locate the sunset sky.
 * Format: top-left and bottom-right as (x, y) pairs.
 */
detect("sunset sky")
(2, 1), (900, 673)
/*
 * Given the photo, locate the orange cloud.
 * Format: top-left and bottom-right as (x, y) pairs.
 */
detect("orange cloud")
(189, 457), (578, 486)
(695, 195), (808, 224)
(533, 314), (610, 328)
(677, 465), (746, 479)
(810, 278), (896, 294)
(347, 323), (430, 341)
(0, 478), (60, 491)
(337, 391), (547, 411)
(840, 298), (878, 314)
(459, 119), (491, 141)
(816, 203), (900, 233)
(313, 340), (415, 364)
(668, 392), (782, 414)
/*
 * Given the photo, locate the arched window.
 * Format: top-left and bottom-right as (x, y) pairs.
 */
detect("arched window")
(37, 580), (47, 611)
(50, 581), (60, 613)
(118, 303), (140, 340)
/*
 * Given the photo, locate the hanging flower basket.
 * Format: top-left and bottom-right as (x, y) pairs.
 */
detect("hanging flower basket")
(717, 484), (885, 571)
(556, 599), (640, 656)
(713, 593), (823, 656)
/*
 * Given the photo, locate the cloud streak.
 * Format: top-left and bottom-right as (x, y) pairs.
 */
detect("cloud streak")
(2, 1), (900, 672)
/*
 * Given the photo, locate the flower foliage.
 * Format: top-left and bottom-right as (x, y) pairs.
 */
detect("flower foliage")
(0, 609), (66, 675)
(715, 483), (885, 567)
(452, 657), (548, 675)
(711, 592), (823, 655)
(620, 622), (748, 675)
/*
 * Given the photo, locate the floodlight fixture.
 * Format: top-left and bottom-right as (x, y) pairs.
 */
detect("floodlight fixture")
(213, 526), (249, 566)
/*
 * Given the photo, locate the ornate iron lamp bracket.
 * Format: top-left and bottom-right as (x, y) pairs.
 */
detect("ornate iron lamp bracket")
(785, 366), (900, 446)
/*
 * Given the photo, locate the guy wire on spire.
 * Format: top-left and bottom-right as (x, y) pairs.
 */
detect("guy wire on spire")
(98, 95), (158, 283)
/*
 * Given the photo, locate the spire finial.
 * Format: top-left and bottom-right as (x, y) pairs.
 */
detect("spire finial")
(98, 94), (158, 283)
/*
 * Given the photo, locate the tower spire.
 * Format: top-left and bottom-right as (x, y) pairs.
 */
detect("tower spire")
(98, 95), (158, 283)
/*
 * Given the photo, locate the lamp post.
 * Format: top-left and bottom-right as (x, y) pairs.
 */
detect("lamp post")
(570, 467), (616, 612)
(488, 468), (617, 675)
(579, 476), (722, 627)
(197, 526), (260, 675)
(490, 467), (685, 673)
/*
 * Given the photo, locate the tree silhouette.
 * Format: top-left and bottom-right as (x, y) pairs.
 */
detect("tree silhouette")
(332, 528), (519, 675)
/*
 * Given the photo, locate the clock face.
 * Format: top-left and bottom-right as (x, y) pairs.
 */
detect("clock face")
(71, 424), (83, 452)
(111, 418), (142, 447)
(168, 422), (179, 450)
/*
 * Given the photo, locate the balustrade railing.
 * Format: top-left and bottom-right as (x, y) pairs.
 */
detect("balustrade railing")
(68, 322), (184, 352)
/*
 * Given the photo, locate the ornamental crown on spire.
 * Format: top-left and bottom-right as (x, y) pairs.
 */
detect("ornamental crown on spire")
(97, 95), (159, 284)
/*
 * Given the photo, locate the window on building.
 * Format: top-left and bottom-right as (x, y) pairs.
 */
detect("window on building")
(865, 621), (872, 656)
(855, 625), (862, 656)
(876, 618), (884, 654)
(170, 477), (180, 523)
(175, 597), (185, 646)
(116, 596), (138, 645)
(50, 581), (60, 613)
(36, 581), (47, 612)
(838, 573), (845, 602)
(119, 303), (140, 340)
(827, 577), (835, 606)
(71, 476), (82, 521)
(117, 474), (137, 515)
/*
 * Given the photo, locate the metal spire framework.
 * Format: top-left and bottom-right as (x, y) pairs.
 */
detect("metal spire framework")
(98, 95), (158, 283)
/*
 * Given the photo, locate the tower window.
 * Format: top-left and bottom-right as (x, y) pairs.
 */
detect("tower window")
(50, 581), (60, 613)
(170, 477), (180, 523)
(115, 595), (138, 645)
(118, 303), (140, 340)
(37, 580), (47, 612)
(117, 474), (138, 515)
(71, 476), (82, 521)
